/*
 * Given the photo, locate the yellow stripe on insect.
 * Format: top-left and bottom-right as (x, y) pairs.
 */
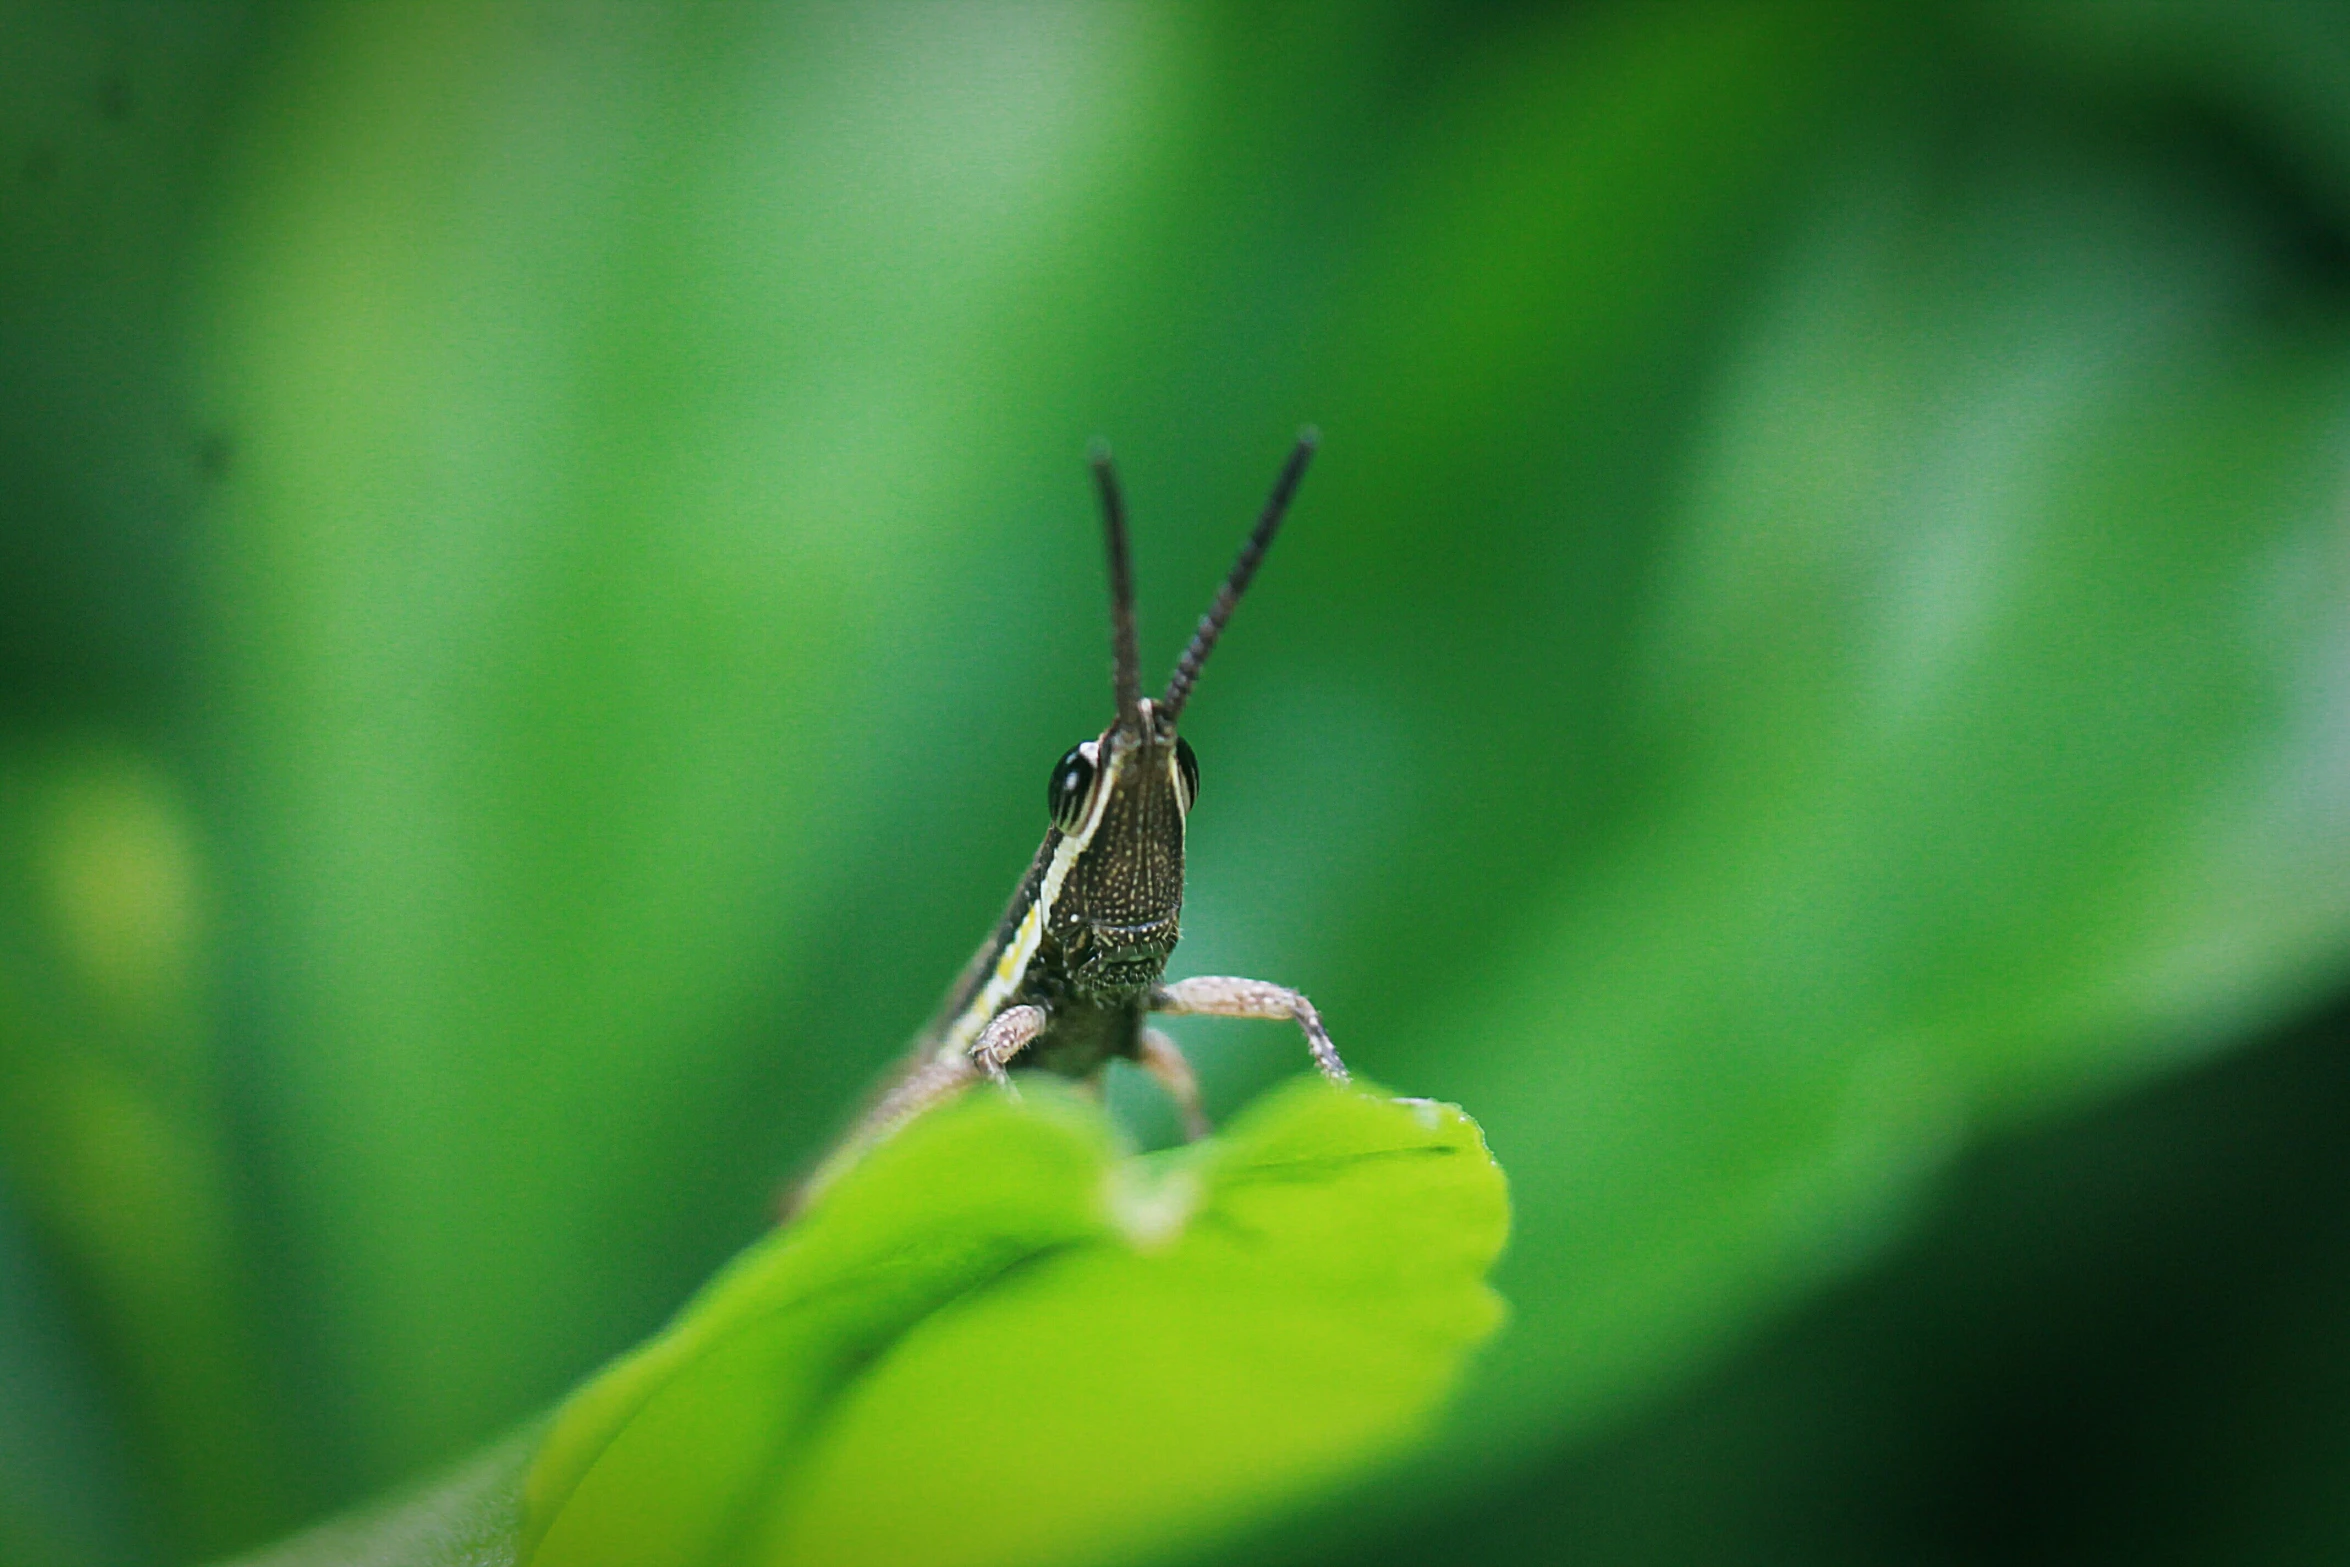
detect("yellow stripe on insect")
(937, 745), (1122, 1062)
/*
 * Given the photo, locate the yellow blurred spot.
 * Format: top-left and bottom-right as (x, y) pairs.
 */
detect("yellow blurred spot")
(36, 750), (202, 1041)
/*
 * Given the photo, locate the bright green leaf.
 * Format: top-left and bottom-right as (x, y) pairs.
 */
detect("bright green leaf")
(524, 1081), (1505, 1567)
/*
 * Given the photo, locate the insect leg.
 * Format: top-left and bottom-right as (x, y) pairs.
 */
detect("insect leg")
(1137, 1027), (1211, 1141)
(857, 1053), (975, 1148)
(781, 1045), (982, 1218)
(970, 1003), (1048, 1088)
(1149, 976), (1349, 1084)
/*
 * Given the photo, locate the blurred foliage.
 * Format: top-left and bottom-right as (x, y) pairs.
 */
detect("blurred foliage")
(1343, 992), (2350, 1567)
(5, 2), (2350, 1566)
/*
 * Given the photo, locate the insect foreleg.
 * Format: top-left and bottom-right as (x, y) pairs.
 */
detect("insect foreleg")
(1137, 1027), (1210, 1141)
(971, 1003), (1048, 1088)
(1149, 976), (1349, 1084)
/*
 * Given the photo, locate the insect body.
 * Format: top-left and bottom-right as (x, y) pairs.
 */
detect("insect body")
(796, 433), (1348, 1207)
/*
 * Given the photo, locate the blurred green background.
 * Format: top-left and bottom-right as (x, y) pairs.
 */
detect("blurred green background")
(6, 2), (2350, 1563)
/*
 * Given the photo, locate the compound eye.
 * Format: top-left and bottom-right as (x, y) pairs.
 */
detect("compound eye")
(1047, 743), (1096, 832)
(1173, 737), (1200, 810)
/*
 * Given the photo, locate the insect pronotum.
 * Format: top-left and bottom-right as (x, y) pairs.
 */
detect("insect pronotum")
(793, 432), (1349, 1210)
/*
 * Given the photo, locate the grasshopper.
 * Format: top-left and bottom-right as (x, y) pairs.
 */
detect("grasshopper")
(795, 434), (1347, 1209)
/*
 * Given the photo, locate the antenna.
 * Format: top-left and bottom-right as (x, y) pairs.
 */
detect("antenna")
(1090, 441), (1143, 731)
(1160, 428), (1316, 724)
